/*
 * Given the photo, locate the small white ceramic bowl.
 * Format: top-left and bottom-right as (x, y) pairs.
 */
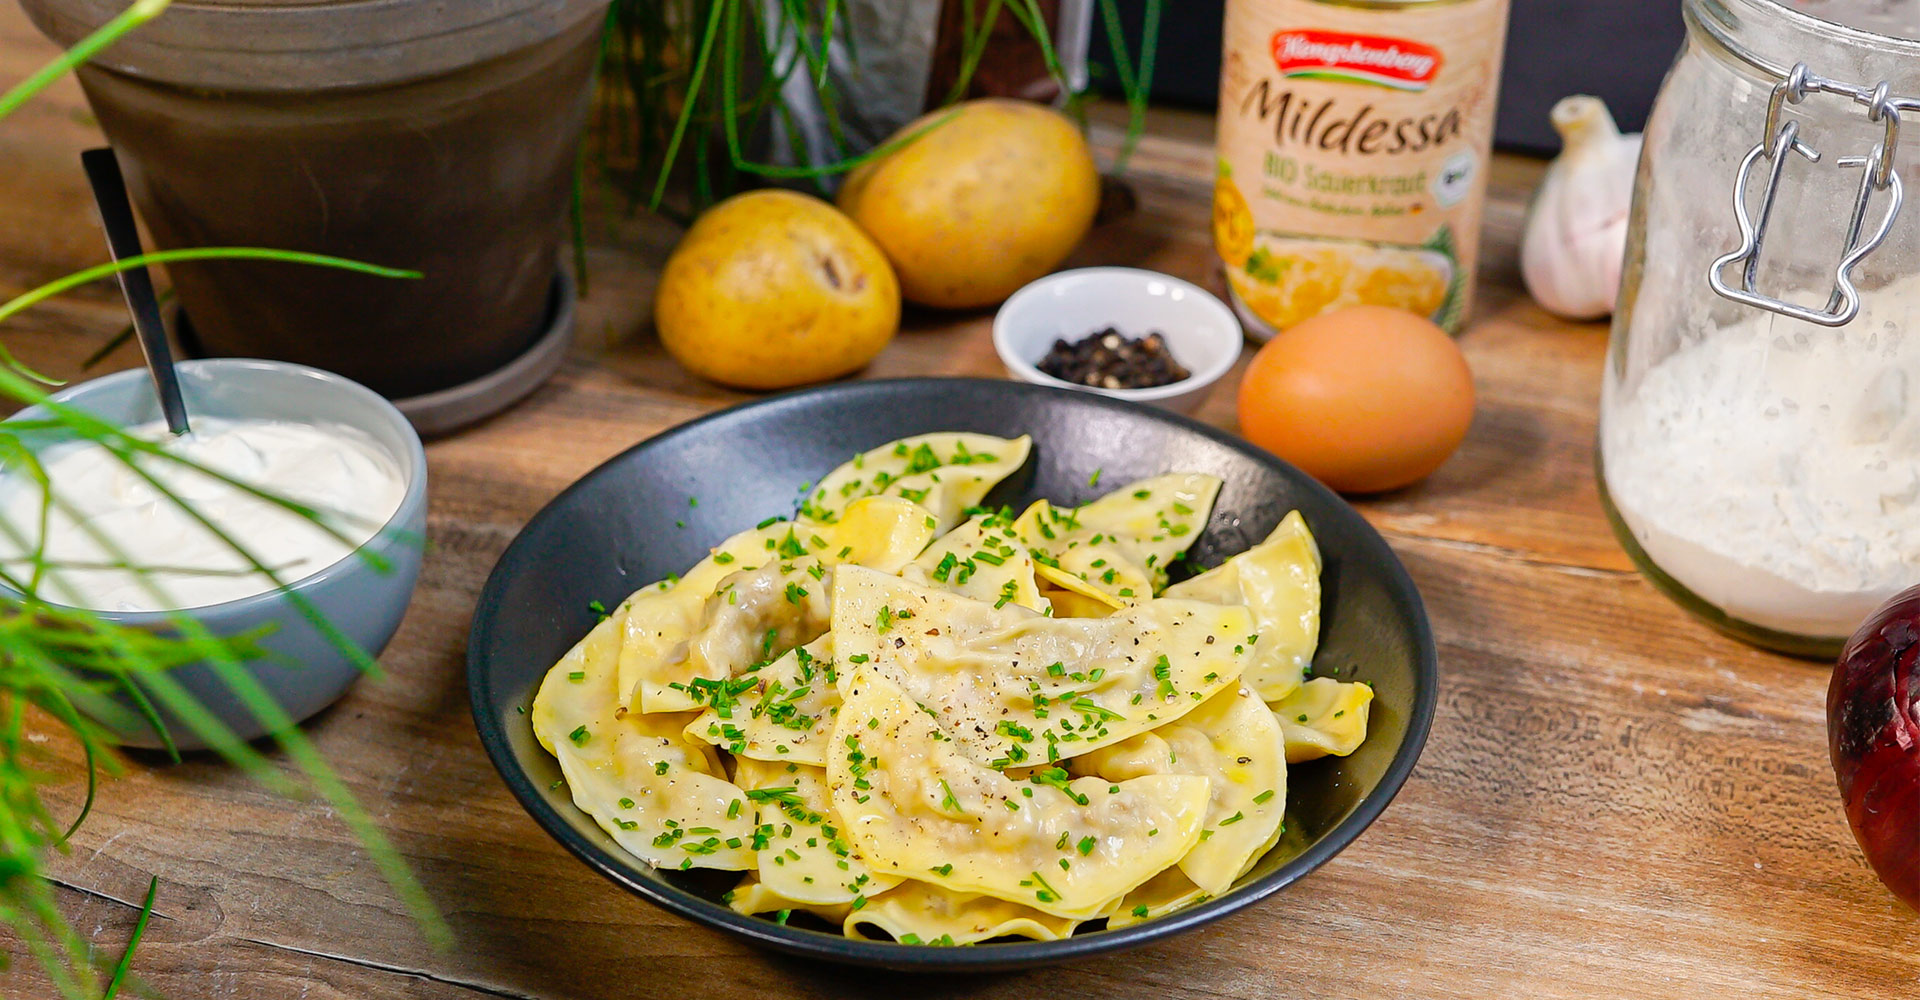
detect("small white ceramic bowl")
(993, 267), (1243, 413)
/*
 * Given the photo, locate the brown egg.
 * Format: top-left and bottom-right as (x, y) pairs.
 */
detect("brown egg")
(1237, 305), (1474, 493)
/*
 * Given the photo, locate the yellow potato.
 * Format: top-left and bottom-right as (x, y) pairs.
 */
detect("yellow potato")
(838, 99), (1100, 309)
(654, 190), (899, 390)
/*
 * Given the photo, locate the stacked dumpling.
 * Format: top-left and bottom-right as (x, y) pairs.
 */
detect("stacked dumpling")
(532, 434), (1374, 945)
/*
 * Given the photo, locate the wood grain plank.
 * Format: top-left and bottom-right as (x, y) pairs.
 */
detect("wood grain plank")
(16, 540), (1917, 1000)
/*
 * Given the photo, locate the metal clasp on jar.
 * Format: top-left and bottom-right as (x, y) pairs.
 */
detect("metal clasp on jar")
(1708, 63), (1907, 327)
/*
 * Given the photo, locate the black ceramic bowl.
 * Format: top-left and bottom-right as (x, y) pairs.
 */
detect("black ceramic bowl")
(469, 377), (1436, 971)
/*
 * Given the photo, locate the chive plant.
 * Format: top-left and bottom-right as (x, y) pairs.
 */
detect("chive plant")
(596, 0), (1164, 220)
(0, 5), (446, 996)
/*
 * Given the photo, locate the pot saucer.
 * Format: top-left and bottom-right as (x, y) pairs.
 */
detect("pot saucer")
(174, 267), (576, 438)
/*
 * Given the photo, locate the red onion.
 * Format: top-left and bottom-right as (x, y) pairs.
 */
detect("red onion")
(1828, 586), (1920, 912)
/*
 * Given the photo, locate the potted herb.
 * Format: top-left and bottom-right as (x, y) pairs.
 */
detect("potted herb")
(18, 0), (610, 431)
(600, 0), (1161, 215)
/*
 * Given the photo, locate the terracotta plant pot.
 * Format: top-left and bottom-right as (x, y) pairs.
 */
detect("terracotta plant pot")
(22, 0), (608, 424)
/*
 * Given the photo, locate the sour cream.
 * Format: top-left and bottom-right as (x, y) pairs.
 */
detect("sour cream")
(0, 416), (407, 612)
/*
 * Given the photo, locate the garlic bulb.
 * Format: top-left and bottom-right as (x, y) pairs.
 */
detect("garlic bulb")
(1521, 96), (1643, 321)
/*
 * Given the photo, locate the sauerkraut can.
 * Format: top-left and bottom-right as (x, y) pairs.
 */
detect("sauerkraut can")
(1215, 0), (1510, 338)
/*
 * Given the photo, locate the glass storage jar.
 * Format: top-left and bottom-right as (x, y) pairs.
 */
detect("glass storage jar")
(1601, 0), (1920, 657)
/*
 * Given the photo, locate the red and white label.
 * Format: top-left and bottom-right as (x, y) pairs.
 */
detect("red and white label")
(1270, 30), (1443, 91)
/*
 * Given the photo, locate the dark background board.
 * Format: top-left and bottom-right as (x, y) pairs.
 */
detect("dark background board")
(1088, 0), (1688, 155)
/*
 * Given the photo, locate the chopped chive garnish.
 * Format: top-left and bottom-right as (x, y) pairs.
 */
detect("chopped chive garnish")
(1070, 697), (1124, 721)
(1028, 869), (1060, 903)
(939, 779), (965, 814)
(1029, 767), (1089, 805)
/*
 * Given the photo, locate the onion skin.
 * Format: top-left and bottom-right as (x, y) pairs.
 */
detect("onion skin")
(1828, 586), (1920, 912)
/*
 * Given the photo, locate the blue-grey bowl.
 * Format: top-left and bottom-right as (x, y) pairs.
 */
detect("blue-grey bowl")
(2, 358), (427, 750)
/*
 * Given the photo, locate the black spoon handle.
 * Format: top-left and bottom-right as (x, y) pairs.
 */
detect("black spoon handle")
(81, 147), (190, 437)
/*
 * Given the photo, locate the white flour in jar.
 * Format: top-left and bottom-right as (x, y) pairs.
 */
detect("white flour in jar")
(1602, 310), (1920, 637)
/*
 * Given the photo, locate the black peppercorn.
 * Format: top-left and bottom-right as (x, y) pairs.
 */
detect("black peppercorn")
(1036, 328), (1191, 390)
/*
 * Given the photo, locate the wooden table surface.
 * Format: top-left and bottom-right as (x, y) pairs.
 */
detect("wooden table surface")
(3, 9), (1917, 998)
